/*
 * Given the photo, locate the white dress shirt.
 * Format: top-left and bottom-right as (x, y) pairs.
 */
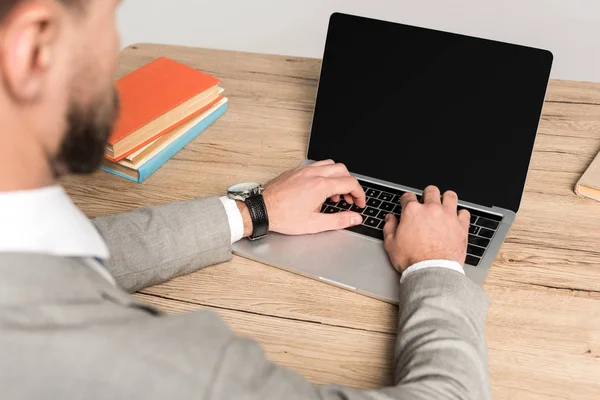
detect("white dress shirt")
(0, 188), (463, 287)
(0, 186), (115, 285)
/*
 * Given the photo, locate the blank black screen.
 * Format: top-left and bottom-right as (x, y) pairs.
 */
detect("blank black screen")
(308, 13), (553, 212)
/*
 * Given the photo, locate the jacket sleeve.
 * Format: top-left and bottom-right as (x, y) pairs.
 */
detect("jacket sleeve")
(205, 268), (491, 400)
(92, 197), (233, 293)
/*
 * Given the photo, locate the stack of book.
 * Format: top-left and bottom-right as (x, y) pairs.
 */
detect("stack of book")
(102, 57), (228, 182)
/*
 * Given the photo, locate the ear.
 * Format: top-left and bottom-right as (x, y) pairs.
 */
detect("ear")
(0, 1), (60, 103)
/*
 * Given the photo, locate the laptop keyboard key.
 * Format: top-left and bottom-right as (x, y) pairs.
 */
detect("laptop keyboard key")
(469, 235), (490, 248)
(337, 200), (352, 210)
(325, 198), (338, 206)
(350, 204), (365, 213)
(476, 217), (499, 230)
(366, 198), (382, 208)
(320, 204), (327, 213)
(378, 210), (391, 220)
(365, 189), (381, 198)
(467, 244), (485, 257)
(364, 217), (382, 228)
(466, 255), (481, 267)
(479, 227), (494, 239)
(380, 201), (395, 212)
(379, 192), (394, 202)
(346, 223), (383, 241)
(470, 215), (478, 224)
(363, 207), (379, 217)
(392, 195), (403, 203)
(393, 205), (402, 214)
(323, 206), (340, 214)
(469, 225), (481, 235)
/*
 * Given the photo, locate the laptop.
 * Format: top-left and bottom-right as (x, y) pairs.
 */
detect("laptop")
(233, 12), (554, 303)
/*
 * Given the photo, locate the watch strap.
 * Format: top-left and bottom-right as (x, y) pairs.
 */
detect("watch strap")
(246, 195), (269, 240)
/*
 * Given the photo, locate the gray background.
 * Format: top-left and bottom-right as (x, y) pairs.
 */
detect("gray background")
(117, 0), (600, 82)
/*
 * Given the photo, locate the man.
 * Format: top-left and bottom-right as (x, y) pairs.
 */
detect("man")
(0, 1), (491, 399)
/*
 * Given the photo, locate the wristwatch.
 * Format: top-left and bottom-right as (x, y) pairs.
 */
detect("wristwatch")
(227, 182), (269, 241)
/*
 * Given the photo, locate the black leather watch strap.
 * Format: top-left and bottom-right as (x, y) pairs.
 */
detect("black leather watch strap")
(245, 194), (269, 240)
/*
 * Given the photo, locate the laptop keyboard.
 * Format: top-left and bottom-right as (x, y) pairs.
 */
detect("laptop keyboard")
(319, 180), (501, 267)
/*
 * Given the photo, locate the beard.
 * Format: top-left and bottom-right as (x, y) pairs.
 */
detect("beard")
(52, 88), (120, 176)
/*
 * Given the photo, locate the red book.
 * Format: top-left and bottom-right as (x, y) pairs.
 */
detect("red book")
(106, 57), (221, 162)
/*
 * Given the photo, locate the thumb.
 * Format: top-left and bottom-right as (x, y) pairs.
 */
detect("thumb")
(314, 211), (363, 232)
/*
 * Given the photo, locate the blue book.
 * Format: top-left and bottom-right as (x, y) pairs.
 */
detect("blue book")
(102, 101), (228, 183)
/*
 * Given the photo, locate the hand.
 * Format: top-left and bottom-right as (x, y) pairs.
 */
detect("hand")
(383, 186), (470, 273)
(238, 160), (367, 236)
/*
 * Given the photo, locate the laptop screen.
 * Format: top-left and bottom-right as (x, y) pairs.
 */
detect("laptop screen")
(308, 13), (553, 213)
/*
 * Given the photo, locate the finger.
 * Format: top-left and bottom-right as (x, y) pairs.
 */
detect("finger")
(324, 176), (366, 208)
(343, 194), (355, 205)
(442, 190), (459, 212)
(311, 163), (351, 178)
(400, 192), (418, 209)
(458, 209), (471, 229)
(382, 213), (398, 243)
(423, 186), (441, 205)
(331, 195), (341, 203)
(314, 211), (363, 232)
(309, 159), (336, 168)
(354, 191), (367, 208)
(316, 202), (325, 213)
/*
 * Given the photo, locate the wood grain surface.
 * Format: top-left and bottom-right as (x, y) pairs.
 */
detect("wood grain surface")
(61, 43), (600, 399)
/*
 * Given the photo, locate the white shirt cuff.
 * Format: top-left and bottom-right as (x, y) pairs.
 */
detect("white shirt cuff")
(219, 196), (244, 244)
(400, 260), (465, 284)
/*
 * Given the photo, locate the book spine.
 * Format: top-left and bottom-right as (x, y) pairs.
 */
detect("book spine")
(137, 102), (228, 183)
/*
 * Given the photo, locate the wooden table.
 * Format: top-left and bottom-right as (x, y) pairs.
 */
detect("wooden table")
(62, 44), (600, 399)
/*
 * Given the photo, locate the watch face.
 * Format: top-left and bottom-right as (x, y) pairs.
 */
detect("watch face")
(228, 182), (263, 200)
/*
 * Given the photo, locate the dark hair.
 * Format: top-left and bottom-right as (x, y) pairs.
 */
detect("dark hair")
(0, 0), (82, 23)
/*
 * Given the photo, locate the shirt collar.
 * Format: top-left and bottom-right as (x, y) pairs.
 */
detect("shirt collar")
(0, 185), (109, 260)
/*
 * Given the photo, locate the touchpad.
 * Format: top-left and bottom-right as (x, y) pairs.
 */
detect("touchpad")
(291, 230), (400, 303)
(233, 230), (400, 303)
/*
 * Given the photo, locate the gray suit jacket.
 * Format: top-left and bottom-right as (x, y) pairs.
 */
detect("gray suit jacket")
(0, 197), (491, 399)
